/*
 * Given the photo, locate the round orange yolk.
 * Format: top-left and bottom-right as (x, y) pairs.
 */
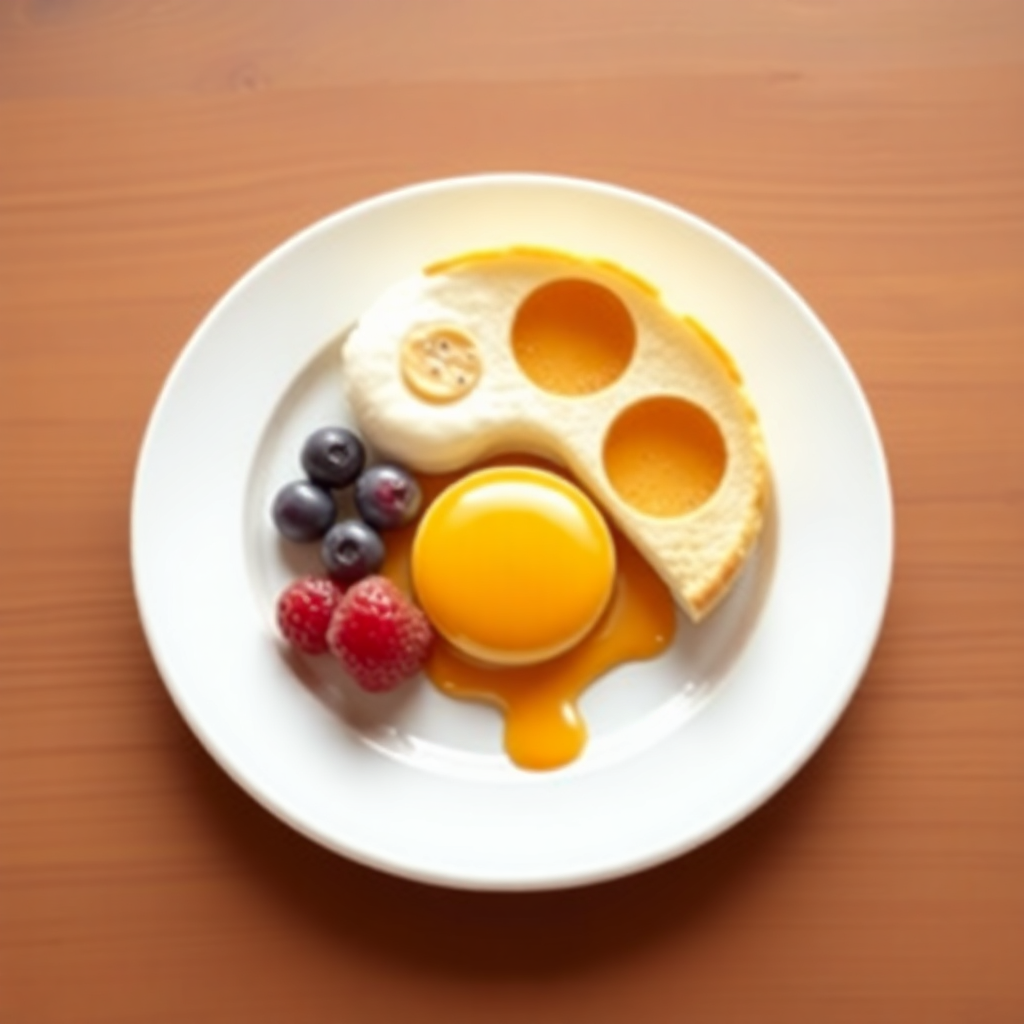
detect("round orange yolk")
(411, 467), (616, 665)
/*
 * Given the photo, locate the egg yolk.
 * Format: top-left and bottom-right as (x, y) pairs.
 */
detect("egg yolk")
(411, 467), (616, 665)
(382, 458), (677, 772)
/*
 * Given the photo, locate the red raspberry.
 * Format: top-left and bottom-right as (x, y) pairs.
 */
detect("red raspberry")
(326, 576), (433, 692)
(276, 576), (345, 655)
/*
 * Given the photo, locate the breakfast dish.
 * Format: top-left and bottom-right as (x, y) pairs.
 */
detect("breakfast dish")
(293, 245), (769, 771)
(132, 174), (893, 890)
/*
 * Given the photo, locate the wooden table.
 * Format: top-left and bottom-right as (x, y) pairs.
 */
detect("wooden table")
(2, 2), (1022, 1020)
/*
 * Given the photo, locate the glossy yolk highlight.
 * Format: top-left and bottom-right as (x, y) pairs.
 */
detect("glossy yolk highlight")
(412, 467), (616, 665)
(382, 459), (677, 771)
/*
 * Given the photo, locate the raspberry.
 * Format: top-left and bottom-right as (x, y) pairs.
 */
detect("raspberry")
(326, 576), (433, 692)
(276, 576), (345, 654)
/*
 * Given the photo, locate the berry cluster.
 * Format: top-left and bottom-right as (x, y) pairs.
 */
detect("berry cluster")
(272, 426), (422, 584)
(272, 426), (431, 692)
(277, 575), (432, 692)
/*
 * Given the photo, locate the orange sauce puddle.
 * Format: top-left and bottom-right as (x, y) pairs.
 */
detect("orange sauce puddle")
(382, 457), (677, 771)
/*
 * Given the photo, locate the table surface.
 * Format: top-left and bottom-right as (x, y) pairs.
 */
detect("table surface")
(2, 2), (1022, 1021)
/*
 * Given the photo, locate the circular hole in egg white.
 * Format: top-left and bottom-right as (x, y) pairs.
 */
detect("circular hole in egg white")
(603, 395), (727, 517)
(511, 278), (636, 396)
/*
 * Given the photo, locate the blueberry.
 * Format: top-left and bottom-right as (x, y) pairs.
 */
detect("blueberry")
(354, 464), (422, 530)
(321, 519), (385, 584)
(272, 480), (336, 542)
(301, 426), (366, 490)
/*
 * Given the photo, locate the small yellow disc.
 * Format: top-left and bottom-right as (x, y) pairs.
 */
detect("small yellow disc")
(400, 327), (481, 403)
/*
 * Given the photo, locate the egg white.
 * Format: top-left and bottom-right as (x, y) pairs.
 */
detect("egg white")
(340, 248), (768, 620)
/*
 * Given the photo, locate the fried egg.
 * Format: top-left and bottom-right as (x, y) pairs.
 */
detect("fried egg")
(381, 458), (677, 771)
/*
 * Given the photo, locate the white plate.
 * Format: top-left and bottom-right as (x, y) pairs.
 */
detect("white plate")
(132, 174), (893, 891)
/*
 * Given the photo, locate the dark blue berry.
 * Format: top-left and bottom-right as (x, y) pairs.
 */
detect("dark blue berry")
(272, 480), (336, 542)
(321, 519), (385, 583)
(354, 464), (422, 530)
(301, 426), (366, 490)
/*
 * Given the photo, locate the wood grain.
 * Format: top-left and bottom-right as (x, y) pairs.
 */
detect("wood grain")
(1, 1), (1022, 1021)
